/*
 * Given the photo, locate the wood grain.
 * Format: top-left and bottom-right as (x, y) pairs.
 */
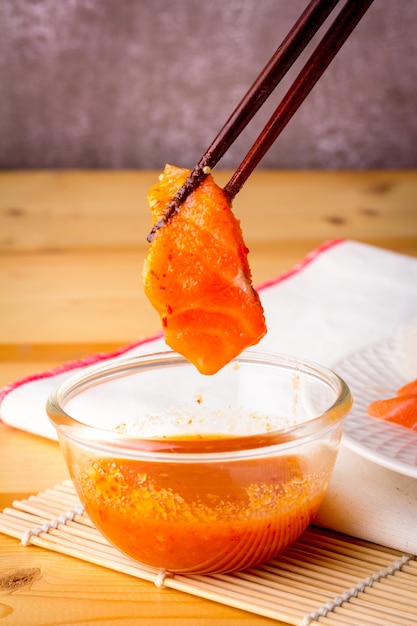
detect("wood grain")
(0, 534), (275, 626)
(1, 170), (416, 252)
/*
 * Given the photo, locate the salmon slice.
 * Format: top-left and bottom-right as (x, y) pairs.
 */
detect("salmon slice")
(397, 377), (417, 396)
(367, 394), (417, 431)
(142, 164), (267, 375)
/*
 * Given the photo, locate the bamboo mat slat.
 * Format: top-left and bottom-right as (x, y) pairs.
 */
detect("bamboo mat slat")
(0, 481), (416, 626)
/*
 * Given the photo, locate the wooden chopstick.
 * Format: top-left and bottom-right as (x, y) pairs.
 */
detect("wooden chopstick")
(147, 0), (340, 241)
(224, 0), (375, 200)
(147, 0), (374, 241)
(194, 0), (342, 189)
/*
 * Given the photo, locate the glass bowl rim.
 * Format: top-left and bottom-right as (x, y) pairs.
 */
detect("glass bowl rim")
(46, 349), (352, 460)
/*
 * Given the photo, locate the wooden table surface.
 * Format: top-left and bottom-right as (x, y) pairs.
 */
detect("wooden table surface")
(1, 169), (416, 625)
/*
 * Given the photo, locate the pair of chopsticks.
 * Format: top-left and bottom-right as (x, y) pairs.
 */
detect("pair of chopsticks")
(148, 0), (375, 241)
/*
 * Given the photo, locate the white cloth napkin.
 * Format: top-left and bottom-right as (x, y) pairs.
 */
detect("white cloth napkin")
(1, 240), (417, 553)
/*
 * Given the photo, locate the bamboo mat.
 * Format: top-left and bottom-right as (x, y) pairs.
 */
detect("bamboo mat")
(1, 480), (416, 626)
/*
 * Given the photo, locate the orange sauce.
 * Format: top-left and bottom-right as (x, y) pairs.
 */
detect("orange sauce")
(71, 439), (327, 574)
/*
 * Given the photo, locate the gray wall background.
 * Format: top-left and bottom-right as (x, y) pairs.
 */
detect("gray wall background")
(1, 0), (416, 170)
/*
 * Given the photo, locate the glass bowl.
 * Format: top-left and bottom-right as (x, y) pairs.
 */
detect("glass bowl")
(46, 350), (352, 575)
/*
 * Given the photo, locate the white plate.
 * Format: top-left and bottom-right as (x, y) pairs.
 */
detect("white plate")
(335, 338), (417, 479)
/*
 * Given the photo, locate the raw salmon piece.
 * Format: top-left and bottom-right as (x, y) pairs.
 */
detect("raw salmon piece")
(143, 164), (267, 375)
(397, 377), (417, 396)
(366, 395), (417, 430)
